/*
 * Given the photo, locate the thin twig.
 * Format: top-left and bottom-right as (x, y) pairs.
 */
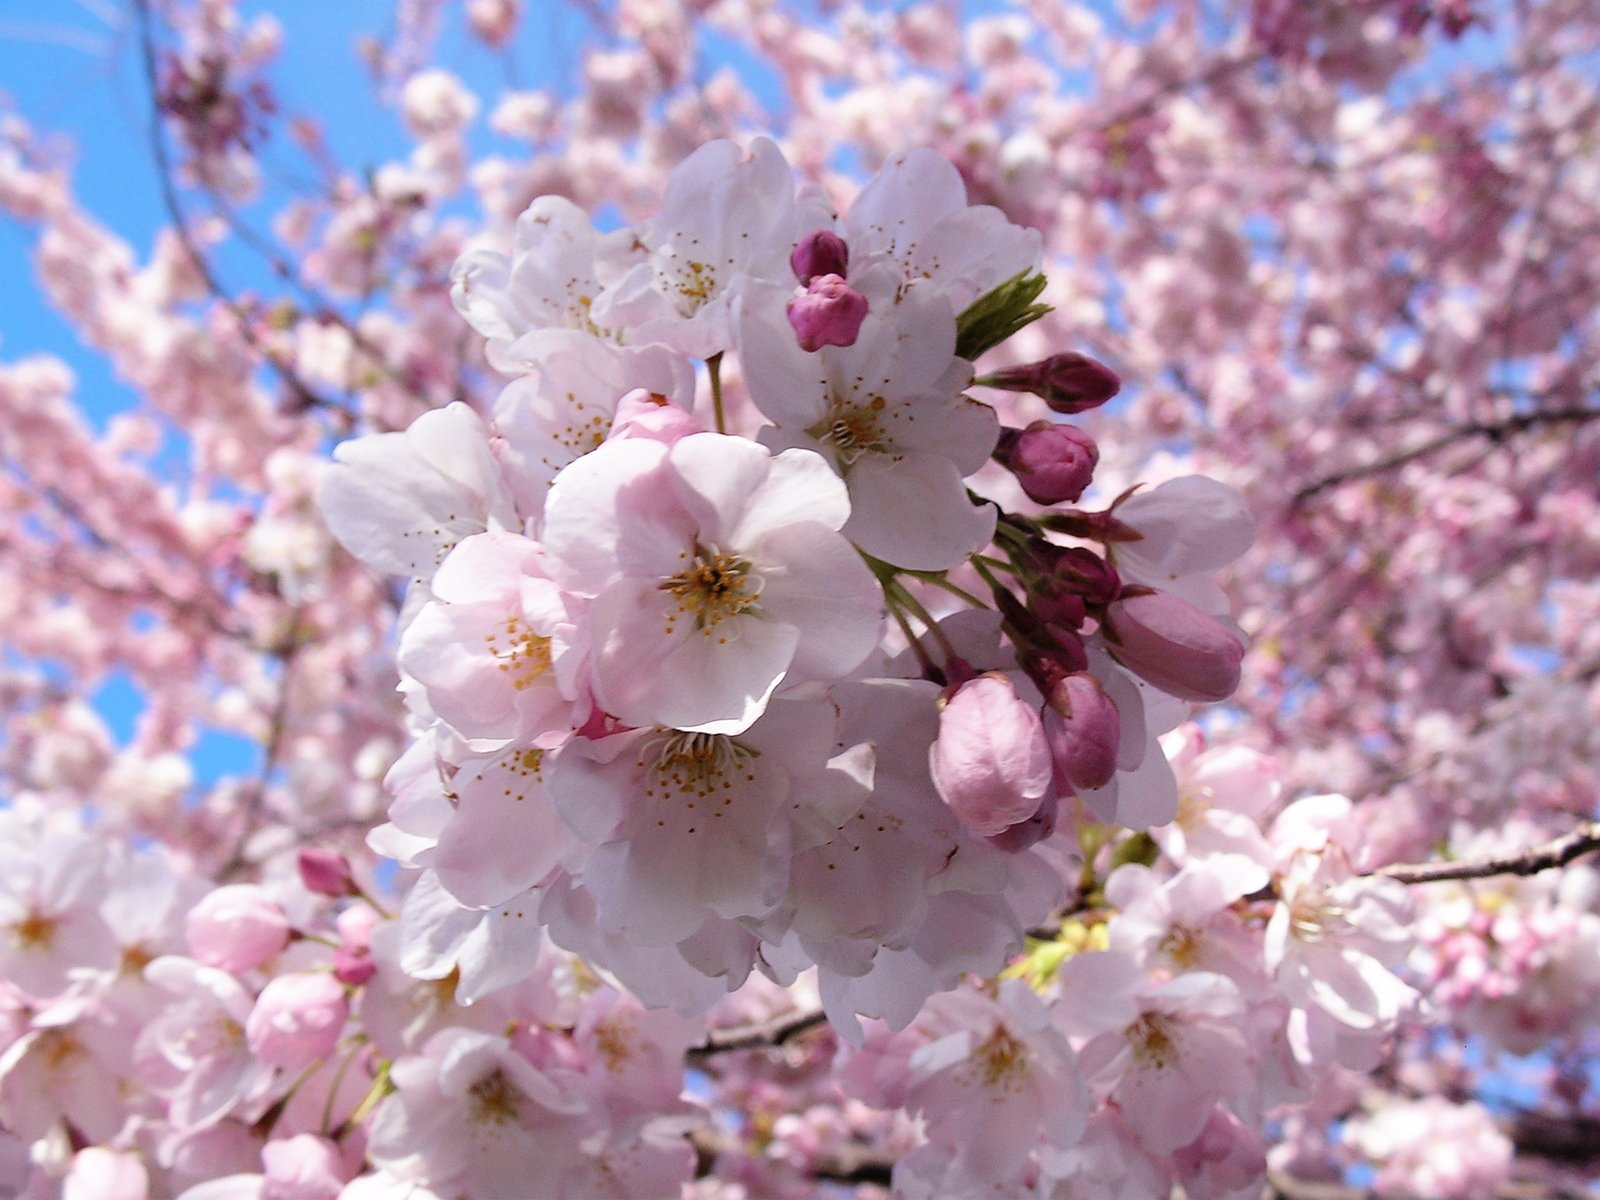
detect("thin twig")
(1292, 406), (1600, 505)
(131, 0), (345, 416)
(687, 1008), (829, 1061)
(1375, 820), (1600, 886)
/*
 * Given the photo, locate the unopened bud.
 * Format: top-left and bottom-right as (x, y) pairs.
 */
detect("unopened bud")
(1043, 672), (1121, 790)
(1103, 590), (1245, 703)
(787, 274), (870, 351)
(979, 352), (1121, 414)
(1026, 542), (1121, 612)
(334, 946), (377, 986)
(987, 793), (1059, 853)
(246, 973), (349, 1070)
(997, 420), (1099, 505)
(929, 673), (1053, 838)
(297, 848), (357, 897)
(790, 229), (850, 284)
(1019, 630), (1090, 697)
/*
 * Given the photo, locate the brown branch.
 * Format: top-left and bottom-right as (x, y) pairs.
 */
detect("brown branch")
(1292, 407), (1600, 505)
(1375, 820), (1600, 886)
(689, 1127), (893, 1186)
(131, 0), (347, 418)
(686, 1007), (829, 1062)
(1269, 1169), (1594, 1200)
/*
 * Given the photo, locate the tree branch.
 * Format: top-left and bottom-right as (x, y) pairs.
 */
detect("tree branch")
(1292, 407), (1600, 505)
(1375, 820), (1600, 886)
(131, 0), (347, 418)
(687, 1008), (829, 1062)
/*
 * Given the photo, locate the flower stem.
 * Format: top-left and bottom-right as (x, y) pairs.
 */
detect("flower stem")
(708, 352), (727, 434)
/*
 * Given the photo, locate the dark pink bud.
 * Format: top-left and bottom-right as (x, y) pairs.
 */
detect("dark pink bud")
(986, 793), (1059, 853)
(1103, 590), (1245, 703)
(787, 275), (869, 351)
(1019, 632), (1089, 699)
(979, 352), (1121, 414)
(297, 848), (357, 897)
(1026, 543), (1121, 618)
(939, 654), (979, 690)
(1032, 590), (1087, 629)
(1043, 672), (1121, 790)
(334, 945), (377, 986)
(998, 420), (1099, 505)
(790, 229), (849, 284)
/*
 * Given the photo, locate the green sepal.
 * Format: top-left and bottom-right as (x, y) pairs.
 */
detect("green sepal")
(955, 270), (1051, 361)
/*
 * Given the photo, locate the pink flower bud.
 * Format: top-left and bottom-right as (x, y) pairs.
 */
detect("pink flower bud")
(981, 352), (1122, 413)
(246, 972), (350, 1070)
(790, 229), (849, 283)
(261, 1135), (350, 1200)
(186, 884), (291, 972)
(1104, 590), (1245, 703)
(63, 1148), (148, 1200)
(1019, 632), (1089, 698)
(929, 673), (1053, 837)
(987, 793), (1059, 853)
(332, 904), (380, 986)
(998, 420), (1099, 505)
(334, 945), (377, 987)
(787, 274), (869, 351)
(1043, 672), (1121, 790)
(1030, 543), (1121, 606)
(298, 848), (356, 897)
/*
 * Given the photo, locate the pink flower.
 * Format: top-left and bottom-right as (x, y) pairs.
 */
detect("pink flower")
(738, 278), (997, 570)
(1074, 970), (1254, 1154)
(905, 981), (1090, 1181)
(318, 402), (519, 589)
(246, 972), (350, 1071)
(542, 433), (881, 734)
(63, 1147), (148, 1200)
(396, 530), (579, 750)
(261, 1134), (351, 1200)
(841, 148), (1041, 313)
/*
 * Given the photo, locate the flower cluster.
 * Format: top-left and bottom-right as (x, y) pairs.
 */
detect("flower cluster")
(0, 798), (702, 1199)
(831, 725), (1430, 1198)
(320, 139), (1256, 1036)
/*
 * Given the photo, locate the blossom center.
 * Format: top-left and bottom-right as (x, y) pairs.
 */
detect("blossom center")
(1128, 1013), (1177, 1069)
(12, 909), (57, 950)
(662, 255), (719, 315)
(967, 1026), (1031, 1093)
(1158, 924), (1204, 969)
(468, 1069), (524, 1126)
(592, 1013), (634, 1072)
(646, 731), (756, 799)
(659, 547), (762, 635)
(485, 615), (553, 692)
(812, 394), (891, 465)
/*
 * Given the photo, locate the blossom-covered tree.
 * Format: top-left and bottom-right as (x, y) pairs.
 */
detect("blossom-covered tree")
(2, 1), (1598, 1197)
